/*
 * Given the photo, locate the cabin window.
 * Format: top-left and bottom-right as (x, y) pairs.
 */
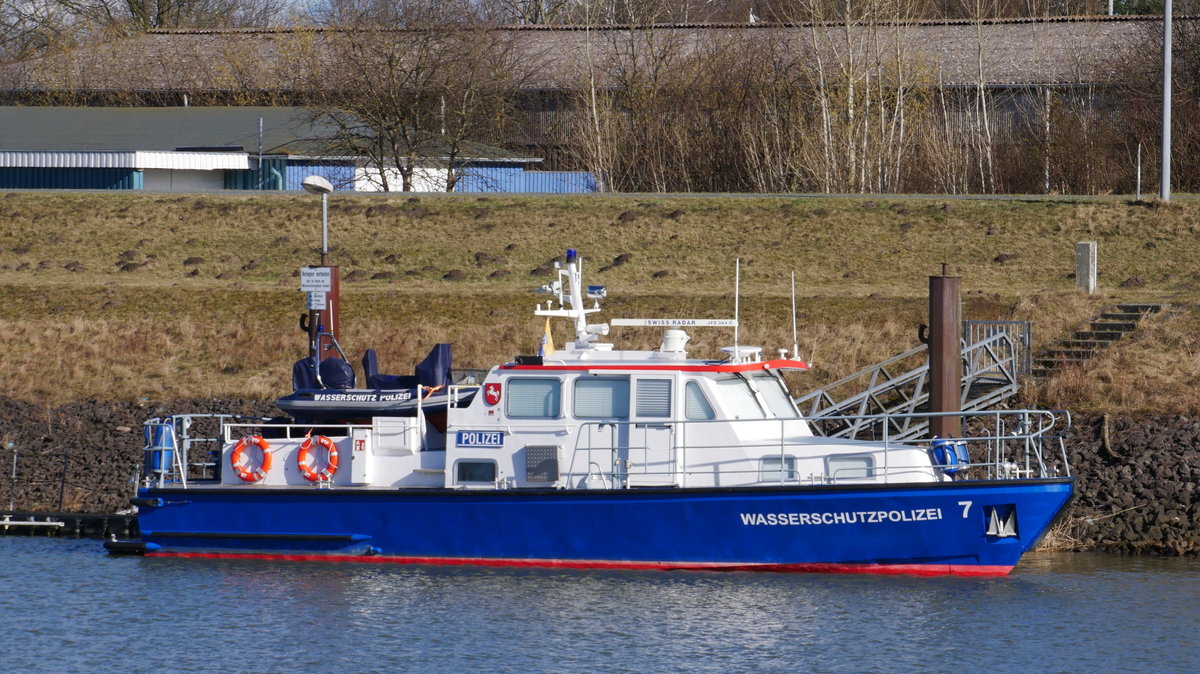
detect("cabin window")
(635, 379), (672, 418)
(684, 381), (715, 420)
(713, 375), (766, 419)
(456, 460), (497, 483)
(574, 377), (630, 419)
(828, 455), (875, 480)
(748, 372), (800, 418)
(760, 455), (796, 481)
(507, 378), (561, 418)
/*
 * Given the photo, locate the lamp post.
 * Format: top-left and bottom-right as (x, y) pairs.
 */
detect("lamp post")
(302, 175), (333, 264)
(300, 175), (339, 360)
(1161, 0), (1172, 202)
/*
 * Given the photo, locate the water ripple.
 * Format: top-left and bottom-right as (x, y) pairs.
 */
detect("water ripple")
(0, 540), (1196, 673)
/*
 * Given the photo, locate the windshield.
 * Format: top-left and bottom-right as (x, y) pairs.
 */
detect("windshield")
(748, 371), (800, 418)
(709, 373), (800, 420)
(712, 376), (766, 420)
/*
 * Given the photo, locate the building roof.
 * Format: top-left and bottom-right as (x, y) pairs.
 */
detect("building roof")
(0, 15), (1184, 94)
(0, 150), (249, 170)
(0, 106), (321, 153)
(0, 106), (536, 162)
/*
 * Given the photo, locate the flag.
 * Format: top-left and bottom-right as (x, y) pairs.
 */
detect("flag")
(538, 317), (555, 357)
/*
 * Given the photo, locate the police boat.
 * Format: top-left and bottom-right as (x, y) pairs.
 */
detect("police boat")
(110, 249), (1074, 576)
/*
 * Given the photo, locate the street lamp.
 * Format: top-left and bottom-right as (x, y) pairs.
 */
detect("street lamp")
(302, 175), (334, 264)
(1161, 0), (1173, 202)
(300, 175), (338, 362)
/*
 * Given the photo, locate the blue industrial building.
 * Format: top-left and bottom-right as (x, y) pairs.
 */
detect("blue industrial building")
(0, 107), (597, 193)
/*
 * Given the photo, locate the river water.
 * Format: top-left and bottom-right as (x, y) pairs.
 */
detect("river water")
(1, 538), (1196, 673)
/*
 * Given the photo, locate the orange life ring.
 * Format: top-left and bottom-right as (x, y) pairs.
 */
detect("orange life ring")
(230, 435), (272, 483)
(297, 434), (339, 482)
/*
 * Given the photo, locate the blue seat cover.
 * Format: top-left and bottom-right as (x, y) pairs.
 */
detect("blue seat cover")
(318, 357), (356, 389)
(292, 356), (318, 391)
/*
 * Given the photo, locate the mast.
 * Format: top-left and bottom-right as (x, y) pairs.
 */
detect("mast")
(534, 249), (606, 349)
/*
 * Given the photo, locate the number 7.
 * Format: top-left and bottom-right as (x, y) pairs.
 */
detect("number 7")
(957, 501), (972, 518)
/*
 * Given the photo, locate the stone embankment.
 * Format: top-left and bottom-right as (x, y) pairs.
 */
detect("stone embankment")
(1059, 413), (1199, 555)
(0, 398), (1196, 555)
(0, 397), (276, 514)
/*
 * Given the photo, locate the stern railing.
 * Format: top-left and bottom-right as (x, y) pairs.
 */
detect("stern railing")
(142, 414), (270, 488)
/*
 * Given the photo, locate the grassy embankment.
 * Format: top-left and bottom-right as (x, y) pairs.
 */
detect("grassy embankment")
(0, 192), (1197, 412)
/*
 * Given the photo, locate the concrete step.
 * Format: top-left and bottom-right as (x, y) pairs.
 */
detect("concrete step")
(1031, 366), (1080, 378)
(1036, 352), (1094, 362)
(1099, 312), (1150, 321)
(1031, 303), (1165, 380)
(1044, 349), (1102, 359)
(1090, 321), (1137, 332)
(1073, 330), (1126, 342)
(1036, 354), (1089, 366)
(1115, 303), (1163, 314)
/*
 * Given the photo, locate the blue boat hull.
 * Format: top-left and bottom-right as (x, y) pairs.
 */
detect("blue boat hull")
(130, 478), (1073, 576)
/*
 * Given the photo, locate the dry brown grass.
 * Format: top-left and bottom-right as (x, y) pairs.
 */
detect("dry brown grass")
(1, 192), (1197, 407)
(1008, 290), (1106, 353)
(1031, 307), (1200, 415)
(1034, 513), (1090, 552)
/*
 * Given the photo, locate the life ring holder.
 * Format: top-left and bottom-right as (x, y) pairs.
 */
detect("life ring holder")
(297, 434), (339, 483)
(230, 435), (272, 483)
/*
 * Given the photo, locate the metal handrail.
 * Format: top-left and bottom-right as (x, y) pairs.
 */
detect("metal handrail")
(142, 414), (272, 488)
(221, 421), (374, 442)
(313, 332), (354, 389)
(560, 408), (1070, 490)
(964, 320), (1032, 376)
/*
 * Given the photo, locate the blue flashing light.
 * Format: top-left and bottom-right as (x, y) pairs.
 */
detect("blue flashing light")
(566, 249), (578, 261)
(587, 285), (607, 299)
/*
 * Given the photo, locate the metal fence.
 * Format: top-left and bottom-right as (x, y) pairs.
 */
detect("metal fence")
(964, 320), (1032, 376)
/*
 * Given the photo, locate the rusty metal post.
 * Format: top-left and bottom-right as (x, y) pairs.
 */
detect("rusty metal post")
(929, 263), (962, 439)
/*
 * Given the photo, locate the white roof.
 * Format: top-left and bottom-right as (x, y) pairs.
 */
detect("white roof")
(0, 150), (249, 170)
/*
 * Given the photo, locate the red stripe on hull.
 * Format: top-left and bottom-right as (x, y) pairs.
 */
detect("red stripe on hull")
(146, 552), (1013, 577)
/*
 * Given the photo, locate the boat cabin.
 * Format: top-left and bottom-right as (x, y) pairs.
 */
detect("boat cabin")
(196, 247), (942, 492)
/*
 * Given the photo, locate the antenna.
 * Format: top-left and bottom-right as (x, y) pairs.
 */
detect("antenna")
(733, 258), (741, 353)
(791, 271), (800, 360)
(533, 249), (604, 348)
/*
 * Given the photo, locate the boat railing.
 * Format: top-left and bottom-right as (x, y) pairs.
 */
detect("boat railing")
(220, 421), (374, 443)
(446, 385), (478, 407)
(147, 387), (481, 490)
(142, 414), (272, 488)
(561, 408), (1071, 489)
(836, 408), (1073, 480)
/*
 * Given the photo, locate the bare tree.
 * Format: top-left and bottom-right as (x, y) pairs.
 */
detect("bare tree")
(0, 0), (288, 63)
(0, 0), (76, 61)
(311, 6), (527, 191)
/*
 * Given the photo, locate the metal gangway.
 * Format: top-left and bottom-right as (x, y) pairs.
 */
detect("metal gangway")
(794, 321), (1030, 442)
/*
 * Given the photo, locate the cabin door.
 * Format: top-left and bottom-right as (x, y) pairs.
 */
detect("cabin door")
(626, 377), (677, 487)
